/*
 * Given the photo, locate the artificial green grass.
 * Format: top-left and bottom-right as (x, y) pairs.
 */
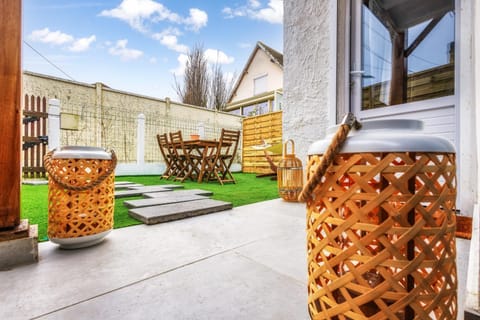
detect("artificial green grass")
(21, 173), (279, 242)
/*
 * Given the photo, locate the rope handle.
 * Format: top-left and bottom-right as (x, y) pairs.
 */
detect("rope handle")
(298, 113), (361, 202)
(283, 139), (295, 157)
(44, 149), (117, 191)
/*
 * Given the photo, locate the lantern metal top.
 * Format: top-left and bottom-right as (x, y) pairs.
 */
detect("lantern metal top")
(308, 119), (455, 155)
(52, 146), (112, 160)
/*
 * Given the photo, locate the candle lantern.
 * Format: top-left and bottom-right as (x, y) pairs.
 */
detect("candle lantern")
(44, 146), (117, 249)
(277, 139), (303, 201)
(304, 119), (457, 319)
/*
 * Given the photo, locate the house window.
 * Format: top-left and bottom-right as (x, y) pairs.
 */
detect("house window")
(242, 105), (256, 116)
(352, 0), (455, 111)
(229, 109), (241, 116)
(253, 74), (267, 95)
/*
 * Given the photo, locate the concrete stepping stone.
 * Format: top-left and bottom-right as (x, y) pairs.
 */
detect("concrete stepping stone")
(124, 194), (209, 208)
(115, 181), (137, 186)
(128, 185), (184, 191)
(115, 183), (144, 190)
(115, 185), (183, 198)
(128, 199), (233, 224)
(144, 189), (213, 198)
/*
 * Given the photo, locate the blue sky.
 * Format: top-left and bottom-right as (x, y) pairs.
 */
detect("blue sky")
(22, 0), (283, 100)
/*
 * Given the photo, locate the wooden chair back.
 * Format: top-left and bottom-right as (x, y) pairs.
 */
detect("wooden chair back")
(169, 130), (186, 157)
(218, 129), (241, 162)
(156, 133), (176, 179)
(156, 133), (171, 161)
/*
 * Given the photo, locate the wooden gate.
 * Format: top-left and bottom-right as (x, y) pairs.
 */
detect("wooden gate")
(22, 95), (48, 178)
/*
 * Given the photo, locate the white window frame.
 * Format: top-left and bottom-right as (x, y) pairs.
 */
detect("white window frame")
(349, 0), (457, 121)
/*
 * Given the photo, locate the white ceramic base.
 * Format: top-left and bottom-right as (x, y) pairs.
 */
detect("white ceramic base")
(50, 229), (112, 249)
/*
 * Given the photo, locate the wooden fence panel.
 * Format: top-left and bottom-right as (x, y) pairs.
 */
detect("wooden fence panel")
(362, 63), (454, 109)
(242, 111), (282, 174)
(22, 95), (48, 178)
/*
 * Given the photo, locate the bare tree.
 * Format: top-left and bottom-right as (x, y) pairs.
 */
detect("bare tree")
(209, 62), (235, 111)
(174, 44), (209, 108)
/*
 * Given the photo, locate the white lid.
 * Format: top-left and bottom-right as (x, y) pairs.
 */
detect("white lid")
(308, 119), (455, 155)
(52, 146), (112, 159)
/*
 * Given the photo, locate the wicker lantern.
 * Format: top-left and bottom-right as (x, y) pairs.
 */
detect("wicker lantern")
(302, 119), (457, 319)
(277, 139), (303, 201)
(44, 146), (117, 249)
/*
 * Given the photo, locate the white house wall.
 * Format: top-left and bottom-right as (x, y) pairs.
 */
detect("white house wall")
(283, 1), (336, 162)
(232, 49), (283, 103)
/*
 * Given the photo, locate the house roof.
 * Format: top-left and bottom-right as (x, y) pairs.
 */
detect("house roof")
(258, 41), (283, 68)
(228, 41), (283, 103)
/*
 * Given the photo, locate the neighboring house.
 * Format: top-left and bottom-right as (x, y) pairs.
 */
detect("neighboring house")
(225, 41), (283, 116)
(283, 0), (479, 316)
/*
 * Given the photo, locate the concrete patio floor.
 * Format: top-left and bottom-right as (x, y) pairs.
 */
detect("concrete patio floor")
(0, 199), (471, 319)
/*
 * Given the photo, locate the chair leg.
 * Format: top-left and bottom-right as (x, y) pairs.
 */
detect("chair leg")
(219, 159), (236, 184)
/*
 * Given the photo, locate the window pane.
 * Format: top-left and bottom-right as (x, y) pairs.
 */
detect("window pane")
(254, 75), (267, 95)
(242, 105), (256, 116)
(361, 1), (455, 110)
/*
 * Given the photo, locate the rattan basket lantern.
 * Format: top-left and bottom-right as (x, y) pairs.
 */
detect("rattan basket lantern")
(44, 146), (116, 249)
(277, 139), (303, 201)
(304, 119), (457, 320)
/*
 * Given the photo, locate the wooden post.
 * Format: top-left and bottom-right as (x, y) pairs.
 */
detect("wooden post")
(390, 31), (406, 105)
(0, 0), (21, 229)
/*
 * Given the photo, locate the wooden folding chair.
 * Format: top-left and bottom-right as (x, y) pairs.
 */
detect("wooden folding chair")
(156, 133), (179, 180)
(205, 129), (240, 185)
(169, 130), (200, 182)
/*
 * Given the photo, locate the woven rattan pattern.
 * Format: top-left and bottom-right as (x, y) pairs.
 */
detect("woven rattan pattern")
(47, 158), (115, 239)
(306, 152), (457, 320)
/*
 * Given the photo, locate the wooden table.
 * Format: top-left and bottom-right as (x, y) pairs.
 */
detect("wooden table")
(177, 139), (231, 183)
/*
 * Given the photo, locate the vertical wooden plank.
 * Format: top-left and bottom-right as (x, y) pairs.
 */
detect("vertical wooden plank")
(0, 0), (22, 229)
(35, 96), (41, 178)
(41, 97), (47, 177)
(29, 95), (35, 178)
(23, 95), (29, 179)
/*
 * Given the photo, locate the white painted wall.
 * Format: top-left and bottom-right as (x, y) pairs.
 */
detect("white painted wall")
(283, 0), (336, 162)
(232, 49), (283, 102)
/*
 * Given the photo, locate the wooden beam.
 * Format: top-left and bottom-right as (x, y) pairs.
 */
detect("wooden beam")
(389, 32), (407, 105)
(0, 0), (22, 229)
(405, 15), (443, 58)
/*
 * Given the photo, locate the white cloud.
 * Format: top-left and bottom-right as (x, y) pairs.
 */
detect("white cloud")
(170, 53), (189, 76)
(161, 35), (189, 53)
(152, 28), (188, 53)
(69, 35), (96, 52)
(108, 39), (143, 61)
(149, 57), (158, 64)
(254, 0), (283, 24)
(100, 0), (208, 32)
(184, 8), (208, 32)
(29, 28), (97, 53)
(29, 28), (74, 45)
(249, 0), (261, 9)
(100, 0), (179, 32)
(205, 49), (234, 64)
(223, 0), (283, 24)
